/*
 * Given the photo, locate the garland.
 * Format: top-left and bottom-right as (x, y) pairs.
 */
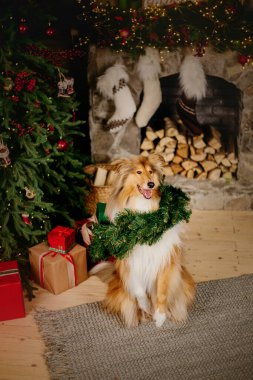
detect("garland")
(89, 184), (192, 261)
(77, 0), (253, 57)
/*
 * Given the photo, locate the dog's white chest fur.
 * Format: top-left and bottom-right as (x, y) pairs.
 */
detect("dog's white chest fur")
(126, 196), (155, 213)
(125, 223), (184, 296)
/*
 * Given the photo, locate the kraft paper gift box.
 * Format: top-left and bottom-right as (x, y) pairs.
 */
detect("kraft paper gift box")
(29, 242), (87, 295)
(0, 260), (26, 321)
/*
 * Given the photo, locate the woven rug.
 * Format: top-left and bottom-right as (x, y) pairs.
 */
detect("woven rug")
(35, 275), (253, 380)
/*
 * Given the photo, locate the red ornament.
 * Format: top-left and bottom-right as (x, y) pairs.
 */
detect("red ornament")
(11, 95), (19, 102)
(238, 55), (249, 66)
(46, 26), (56, 37)
(57, 139), (69, 151)
(115, 16), (124, 21)
(44, 148), (51, 155)
(119, 28), (130, 38)
(19, 20), (28, 34)
(47, 124), (55, 132)
(226, 5), (236, 15)
(34, 100), (41, 108)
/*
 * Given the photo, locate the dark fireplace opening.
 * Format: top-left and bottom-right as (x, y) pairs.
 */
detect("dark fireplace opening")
(140, 74), (243, 181)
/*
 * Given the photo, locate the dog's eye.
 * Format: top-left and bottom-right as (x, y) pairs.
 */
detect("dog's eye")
(149, 170), (153, 174)
(136, 170), (142, 175)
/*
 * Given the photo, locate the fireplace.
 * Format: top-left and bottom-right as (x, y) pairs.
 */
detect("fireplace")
(87, 47), (253, 210)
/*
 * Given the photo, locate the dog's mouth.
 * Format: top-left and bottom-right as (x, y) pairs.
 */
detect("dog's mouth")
(137, 185), (152, 199)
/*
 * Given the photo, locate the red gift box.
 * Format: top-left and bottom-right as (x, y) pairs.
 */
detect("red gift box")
(47, 226), (76, 253)
(0, 260), (26, 321)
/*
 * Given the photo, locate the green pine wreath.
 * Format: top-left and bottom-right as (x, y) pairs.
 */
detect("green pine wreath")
(89, 185), (191, 262)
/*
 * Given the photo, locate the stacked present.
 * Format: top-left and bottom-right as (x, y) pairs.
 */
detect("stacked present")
(29, 226), (87, 295)
(0, 260), (26, 321)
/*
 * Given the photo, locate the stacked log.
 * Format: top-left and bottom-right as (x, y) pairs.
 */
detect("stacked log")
(140, 117), (238, 180)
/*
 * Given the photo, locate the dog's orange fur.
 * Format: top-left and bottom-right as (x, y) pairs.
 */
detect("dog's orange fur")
(98, 154), (195, 327)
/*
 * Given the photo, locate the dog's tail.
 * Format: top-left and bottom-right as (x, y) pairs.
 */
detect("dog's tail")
(88, 261), (115, 283)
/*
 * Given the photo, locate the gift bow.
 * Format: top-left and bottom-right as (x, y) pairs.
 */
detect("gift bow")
(80, 215), (98, 247)
(38, 248), (77, 288)
(55, 226), (73, 236)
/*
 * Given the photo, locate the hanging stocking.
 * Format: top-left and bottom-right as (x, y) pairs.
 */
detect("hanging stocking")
(177, 55), (207, 135)
(21, 212), (32, 225)
(96, 63), (136, 133)
(135, 47), (162, 128)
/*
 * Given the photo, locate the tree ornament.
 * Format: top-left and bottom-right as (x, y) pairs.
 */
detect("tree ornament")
(34, 100), (41, 108)
(47, 124), (55, 132)
(57, 139), (69, 151)
(57, 69), (74, 97)
(24, 187), (35, 199)
(46, 22), (56, 37)
(66, 77), (74, 95)
(226, 5), (236, 15)
(11, 95), (19, 102)
(19, 19), (28, 34)
(238, 54), (249, 66)
(21, 212), (32, 225)
(119, 28), (130, 38)
(44, 147), (51, 155)
(0, 140), (11, 166)
(115, 16), (124, 21)
(3, 77), (14, 92)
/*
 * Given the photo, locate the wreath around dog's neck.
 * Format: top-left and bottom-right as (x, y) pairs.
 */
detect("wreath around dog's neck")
(89, 184), (192, 262)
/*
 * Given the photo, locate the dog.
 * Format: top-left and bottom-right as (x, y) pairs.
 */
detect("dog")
(91, 154), (195, 327)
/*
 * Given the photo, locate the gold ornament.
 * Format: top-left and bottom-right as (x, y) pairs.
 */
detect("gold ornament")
(24, 187), (36, 199)
(3, 77), (14, 92)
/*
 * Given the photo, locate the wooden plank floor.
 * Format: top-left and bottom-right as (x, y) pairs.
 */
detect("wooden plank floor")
(0, 210), (253, 380)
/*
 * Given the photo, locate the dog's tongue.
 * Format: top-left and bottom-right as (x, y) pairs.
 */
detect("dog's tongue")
(142, 189), (152, 199)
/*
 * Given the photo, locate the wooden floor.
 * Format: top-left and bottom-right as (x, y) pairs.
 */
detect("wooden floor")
(0, 210), (253, 380)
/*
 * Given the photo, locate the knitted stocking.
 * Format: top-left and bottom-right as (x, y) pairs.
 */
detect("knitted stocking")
(97, 63), (136, 133)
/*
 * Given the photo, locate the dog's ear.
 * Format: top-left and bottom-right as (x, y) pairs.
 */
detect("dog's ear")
(111, 158), (133, 175)
(148, 153), (166, 172)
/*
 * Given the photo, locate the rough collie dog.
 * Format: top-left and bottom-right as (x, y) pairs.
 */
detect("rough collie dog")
(92, 154), (195, 327)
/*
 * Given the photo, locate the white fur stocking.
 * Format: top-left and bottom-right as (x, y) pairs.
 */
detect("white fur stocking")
(179, 54), (207, 100)
(97, 63), (136, 133)
(177, 54), (207, 135)
(135, 47), (162, 128)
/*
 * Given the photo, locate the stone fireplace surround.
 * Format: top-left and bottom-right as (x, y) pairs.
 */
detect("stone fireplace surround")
(87, 46), (253, 210)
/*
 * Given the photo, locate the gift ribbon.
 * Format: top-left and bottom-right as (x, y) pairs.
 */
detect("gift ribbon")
(38, 249), (77, 289)
(80, 215), (98, 247)
(0, 268), (19, 276)
(48, 243), (75, 254)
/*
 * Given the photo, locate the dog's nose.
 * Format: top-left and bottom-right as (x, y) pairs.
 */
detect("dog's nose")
(147, 181), (155, 189)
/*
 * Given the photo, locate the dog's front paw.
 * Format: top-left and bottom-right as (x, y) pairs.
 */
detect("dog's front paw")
(153, 309), (166, 327)
(137, 296), (151, 315)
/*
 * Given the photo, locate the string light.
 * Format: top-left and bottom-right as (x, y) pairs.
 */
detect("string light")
(76, 0), (253, 57)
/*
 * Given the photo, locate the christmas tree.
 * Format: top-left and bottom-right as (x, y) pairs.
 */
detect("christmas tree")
(0, 1), (90, 295)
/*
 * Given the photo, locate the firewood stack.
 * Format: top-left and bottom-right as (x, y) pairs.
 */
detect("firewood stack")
(140, 117), (238, 180)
